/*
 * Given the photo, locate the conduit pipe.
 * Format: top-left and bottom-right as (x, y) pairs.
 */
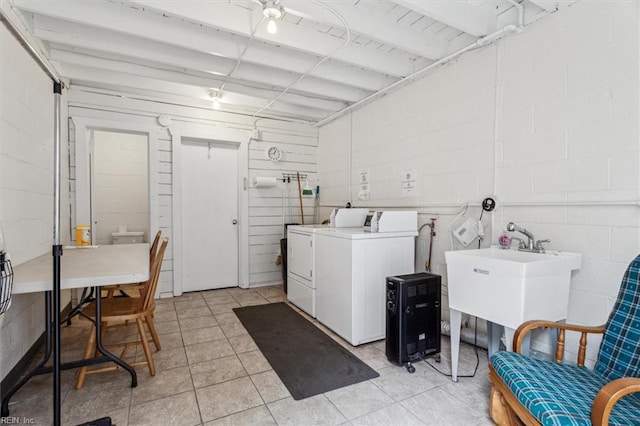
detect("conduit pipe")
(320, 202), (478, 211)
(507, 0), (525, 30)
(315, 22), (524, 128)
(500, 200), (640, 207)
(220, 16), (265, 93)
(0, 8), (61, 84)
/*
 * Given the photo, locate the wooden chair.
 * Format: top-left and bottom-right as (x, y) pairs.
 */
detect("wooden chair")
(75, 238), (168, 389)
(104, 230), (162, 298)
(489, 254), (640, 425)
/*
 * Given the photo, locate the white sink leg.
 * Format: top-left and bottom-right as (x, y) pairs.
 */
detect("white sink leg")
(504, 327), (515, 352)
(487, 321), (502, 358)
(504, 326), (531, 355)
(504, 327), (531, 355)
(449, 309), (462, 382)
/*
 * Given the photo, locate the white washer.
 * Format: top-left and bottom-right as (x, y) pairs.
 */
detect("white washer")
(314, 227), (417, 345)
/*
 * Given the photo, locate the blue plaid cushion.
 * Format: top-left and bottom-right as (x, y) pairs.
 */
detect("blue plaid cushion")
(491, 351), (640, 425)
(594, 254), (640, 381)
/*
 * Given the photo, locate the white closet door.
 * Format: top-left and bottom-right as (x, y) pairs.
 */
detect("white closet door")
(181, 139), (238, 291)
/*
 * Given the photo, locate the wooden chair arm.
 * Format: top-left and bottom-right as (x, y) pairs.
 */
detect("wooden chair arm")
(591, 377), (640, 425)
(513, 320), (606, 365)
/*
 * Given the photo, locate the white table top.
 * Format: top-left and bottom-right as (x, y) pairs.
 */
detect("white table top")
(12, 243), (150, 294)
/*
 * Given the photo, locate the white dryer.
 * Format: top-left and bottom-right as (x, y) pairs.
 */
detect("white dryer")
(286, 224), (328, 317)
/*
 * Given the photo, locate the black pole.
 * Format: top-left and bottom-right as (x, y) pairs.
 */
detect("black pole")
(52, 81), (62, 426)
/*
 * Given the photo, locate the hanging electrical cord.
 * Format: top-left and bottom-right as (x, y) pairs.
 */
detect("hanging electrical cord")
(219, 14), (265, 93)
(477, 197), (496, 248)
(448, 204), (469, 251)
(253, 0), (352, 118)
(423, 317), (481, 379)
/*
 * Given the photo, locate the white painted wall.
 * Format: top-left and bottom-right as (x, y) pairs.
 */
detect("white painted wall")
(248, 132), (319, 284)
(93, 130), (149, 245)
(0, 25), (70, 380)
(68, 88), (318, 296)
(319, 0), (639, 364)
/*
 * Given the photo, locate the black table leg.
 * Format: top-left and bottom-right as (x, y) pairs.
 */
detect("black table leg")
(60, 287), (94, 326)
(1, 291), (54, 417)
(1, 286), (138, 418)
(92, 286), (137, 388)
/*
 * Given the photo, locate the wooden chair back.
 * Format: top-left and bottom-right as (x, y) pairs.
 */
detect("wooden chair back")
(139, 238), (168, 313)
(149, 230), (162, 266)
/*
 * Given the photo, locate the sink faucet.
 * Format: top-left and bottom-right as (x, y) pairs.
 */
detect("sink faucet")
(506, 222), (548, 253)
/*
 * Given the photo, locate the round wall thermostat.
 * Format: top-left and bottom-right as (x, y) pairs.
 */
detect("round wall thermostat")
(266, 145), (283, 162)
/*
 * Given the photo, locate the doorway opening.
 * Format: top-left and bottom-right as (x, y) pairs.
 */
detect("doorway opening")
(91, 130), (149, 245)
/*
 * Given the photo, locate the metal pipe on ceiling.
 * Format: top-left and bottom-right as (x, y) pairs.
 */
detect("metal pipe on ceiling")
(0, 8), (62, 84)
(314, 21), (525, 128)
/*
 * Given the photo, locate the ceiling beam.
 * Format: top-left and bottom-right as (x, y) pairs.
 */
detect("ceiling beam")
(33, 15), (369, 104)
(280, 1), (448, 60)
(392, 1), (497, 37)
(50, 49), (347, 113)
(13, 0), (400, 90)
(49, 45), (358, 107)
(62, 64), (331, 121)
(526, 0), (559, 12)
(129, 0), (427, 76)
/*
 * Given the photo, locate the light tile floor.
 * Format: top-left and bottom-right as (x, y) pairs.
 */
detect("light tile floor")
(6, 285), (493, 425)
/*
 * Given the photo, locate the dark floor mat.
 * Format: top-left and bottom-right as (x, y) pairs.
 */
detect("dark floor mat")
(233, 302), (379, 400)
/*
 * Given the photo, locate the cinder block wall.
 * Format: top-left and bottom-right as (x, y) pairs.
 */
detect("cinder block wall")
(319, 1), (639, 363)
(0, 25), (71, 380)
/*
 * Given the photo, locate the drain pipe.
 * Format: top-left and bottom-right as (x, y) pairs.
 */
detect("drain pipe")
(315, 20), (524, 127)
(441, 320), (489, 350)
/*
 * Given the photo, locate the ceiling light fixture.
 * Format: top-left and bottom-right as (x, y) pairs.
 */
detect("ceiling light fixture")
(209, 89), (222, 110)
(262, 0), (282, 34)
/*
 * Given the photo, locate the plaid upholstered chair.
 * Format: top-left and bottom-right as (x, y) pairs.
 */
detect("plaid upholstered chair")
(488, 254), (640, 425)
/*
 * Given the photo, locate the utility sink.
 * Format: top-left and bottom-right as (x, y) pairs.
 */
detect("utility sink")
(445, 247), (582, 381)
(445, 247), (582, 330)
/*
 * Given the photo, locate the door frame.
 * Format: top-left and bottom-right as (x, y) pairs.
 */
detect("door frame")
(171, 123), (250, 296)
(72, 117), (158, 245)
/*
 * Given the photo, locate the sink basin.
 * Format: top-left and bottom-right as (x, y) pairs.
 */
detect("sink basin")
(445, 247), (582, 329)
(446, 247), (582, 278)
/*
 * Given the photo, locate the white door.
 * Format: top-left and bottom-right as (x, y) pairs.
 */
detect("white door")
(181, 139), (239, 291)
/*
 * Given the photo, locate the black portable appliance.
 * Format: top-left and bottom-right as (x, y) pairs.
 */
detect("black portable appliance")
(385, 272), (441, 373)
